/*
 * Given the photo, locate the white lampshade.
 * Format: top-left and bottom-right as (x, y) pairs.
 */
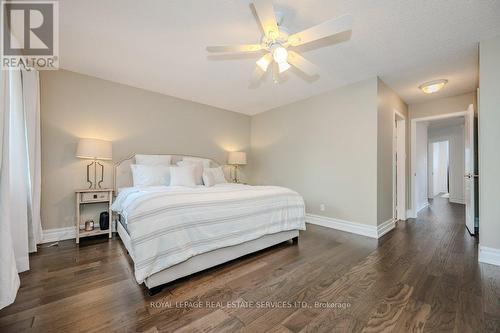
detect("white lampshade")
(76, 138), (112, 160)
(228, 151), (247, 165)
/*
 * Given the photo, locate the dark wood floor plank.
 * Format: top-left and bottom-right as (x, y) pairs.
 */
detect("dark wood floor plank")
(360, 283), (413, 333)
(391, 298), (431, 333)
(481, 263), (500, 332)
(454, 290), (485, 333)
(422, 274), (460, 332)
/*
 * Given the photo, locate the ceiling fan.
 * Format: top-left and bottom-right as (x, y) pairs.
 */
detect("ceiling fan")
(206, 0), (353, 85)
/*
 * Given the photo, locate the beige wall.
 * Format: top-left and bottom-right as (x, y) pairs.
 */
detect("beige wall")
(377, 79), (409, 223)
(479, 35), (500, 251)
(40, 70), (251, 229)
(250, 78), (379, 226)
(41, 72), (409, 231)
(409, 92), (476, 119)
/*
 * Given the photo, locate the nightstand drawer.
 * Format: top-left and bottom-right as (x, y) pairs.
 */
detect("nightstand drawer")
(80, 191), (109, 202)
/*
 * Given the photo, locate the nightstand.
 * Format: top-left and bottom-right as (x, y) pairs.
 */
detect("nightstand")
(75, 188), (113, 243)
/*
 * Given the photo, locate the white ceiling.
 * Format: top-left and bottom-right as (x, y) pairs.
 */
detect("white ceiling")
(59, 0), (500, 115)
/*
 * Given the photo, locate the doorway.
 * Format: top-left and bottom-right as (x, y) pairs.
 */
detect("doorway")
(428, 140), (449, 198)
(410, 106), (477, 235)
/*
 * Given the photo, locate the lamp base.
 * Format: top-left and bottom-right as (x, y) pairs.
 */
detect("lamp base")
(232, 165), (240, 183)
(86, 160), (104, 189)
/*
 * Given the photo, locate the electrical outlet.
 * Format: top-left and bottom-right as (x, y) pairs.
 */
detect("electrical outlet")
(319, 204), (326, 212)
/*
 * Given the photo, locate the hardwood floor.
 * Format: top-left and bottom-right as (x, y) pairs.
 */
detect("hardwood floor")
(1, 197), (499, 332)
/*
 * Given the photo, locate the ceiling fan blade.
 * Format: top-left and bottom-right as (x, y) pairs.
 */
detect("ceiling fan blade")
(252, 0), (279, 38)
(287, 51), (319, 76)
(288, 14), (353, 46)
(206, 44), (262, 53)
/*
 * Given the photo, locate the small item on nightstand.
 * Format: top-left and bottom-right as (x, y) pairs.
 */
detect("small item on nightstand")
(84, 220), (95, 231)
(99, 212), (109, 230)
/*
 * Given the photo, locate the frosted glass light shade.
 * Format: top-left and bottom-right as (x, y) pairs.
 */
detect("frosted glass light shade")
(256, 55), (271, 71)
(227, 151), (247, 165)
(272, 46), (288, 64)
(76, 138), (112, 160)
(419, 79), (448, 94)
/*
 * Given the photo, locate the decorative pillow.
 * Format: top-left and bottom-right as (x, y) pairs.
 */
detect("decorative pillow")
(130, 164), (170, 187)
(169, 165), (197, 187)
(177, 160), (204, 185)
(202, 170), (216, 187)
(205, 167), (227, 184)
(182, 157), (211, 168)
(135, 154), (172, 166)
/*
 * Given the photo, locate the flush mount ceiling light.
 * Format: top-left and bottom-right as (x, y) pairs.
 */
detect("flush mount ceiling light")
(206, 0), (353, 85)
(419, 79), (448, 94)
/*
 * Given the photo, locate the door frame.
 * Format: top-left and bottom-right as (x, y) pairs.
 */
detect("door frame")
(409, 111), (467, 218)
(393, 109), (407, 221)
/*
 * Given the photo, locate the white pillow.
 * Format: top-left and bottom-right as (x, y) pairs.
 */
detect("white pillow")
(182, 157), (211, 168)
(177, 160), (204, 185)
(202, 170), (216, 187)
(205, 167), (227, 184)
(131, 164), (170, 187)
(170, 165), (197, 187)
(135, 154), (172, 166)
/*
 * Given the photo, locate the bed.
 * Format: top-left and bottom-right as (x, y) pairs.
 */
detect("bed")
(111, 154), (306, 292)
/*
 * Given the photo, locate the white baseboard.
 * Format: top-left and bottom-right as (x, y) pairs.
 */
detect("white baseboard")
(41, 226), (76, 243)
(377, 218), (396, 238)
(405, 205), (424, 219)
(406, 209), (416, 219)
(306, 214), (395, 239)
(449, 197), (465, 205)
(404, 203), (429, 220)
(479, 245), (500, 267)
(417, 202), (429, 213)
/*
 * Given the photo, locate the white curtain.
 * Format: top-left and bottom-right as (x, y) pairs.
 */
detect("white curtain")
(22, 70), (43, 251)
(0, 69), (22, 310)
(0, 68), (42, 310)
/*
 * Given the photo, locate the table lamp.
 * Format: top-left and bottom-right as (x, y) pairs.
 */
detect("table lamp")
(228, 151), (247, 183)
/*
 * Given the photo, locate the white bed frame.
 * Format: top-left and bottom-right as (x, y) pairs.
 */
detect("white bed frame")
(113, 154), (299, 292)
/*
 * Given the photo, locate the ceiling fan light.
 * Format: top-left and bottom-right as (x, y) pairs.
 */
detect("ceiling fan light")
(419, 79), (448, 94)
(273, 46), (288, 64)
(256, 55), (271, 72)
(278, 62), (291, 73)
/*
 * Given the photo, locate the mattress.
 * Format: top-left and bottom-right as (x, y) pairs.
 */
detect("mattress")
(111, 183), (306, 283)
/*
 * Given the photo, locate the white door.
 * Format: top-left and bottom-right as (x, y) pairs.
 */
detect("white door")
(394, 116), (406, 220)
(396, 121), (405, 220)
(464, 104), (475, 234)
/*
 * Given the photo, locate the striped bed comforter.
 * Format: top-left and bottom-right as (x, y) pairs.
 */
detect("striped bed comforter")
(111, 183), (306, 283)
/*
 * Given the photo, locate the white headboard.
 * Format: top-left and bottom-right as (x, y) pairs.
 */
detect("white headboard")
(113, 154), (223, 193)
